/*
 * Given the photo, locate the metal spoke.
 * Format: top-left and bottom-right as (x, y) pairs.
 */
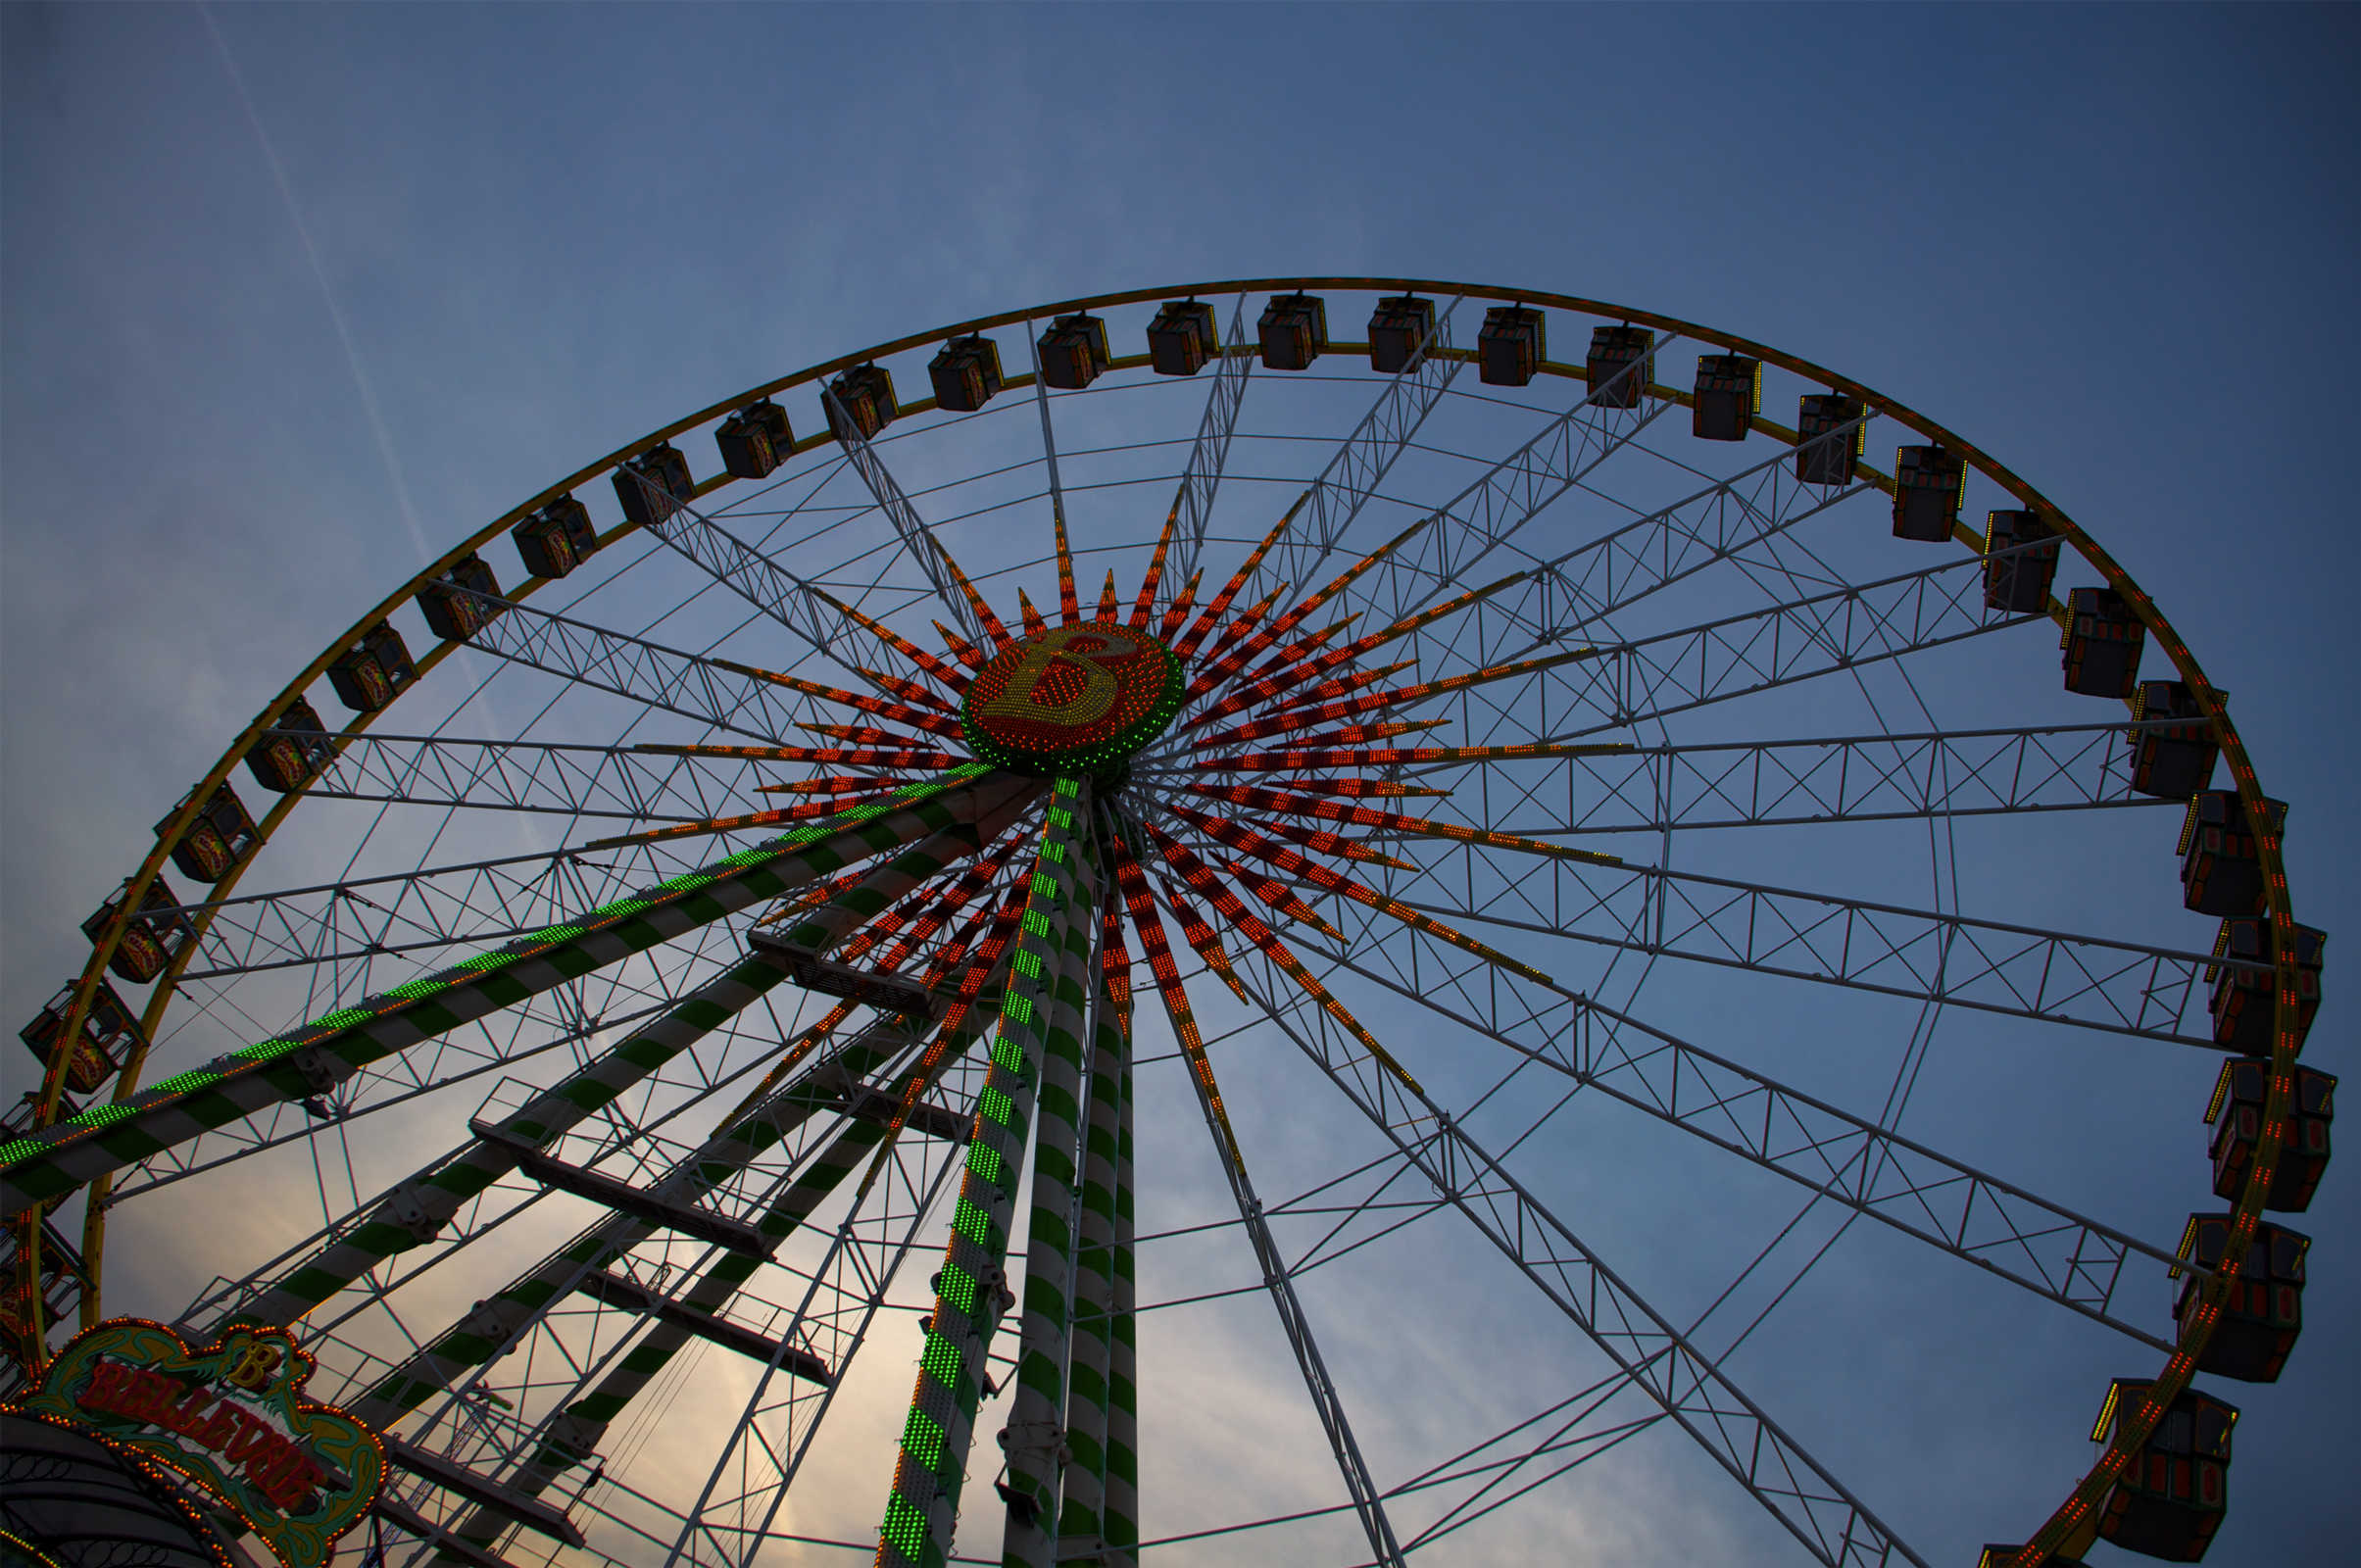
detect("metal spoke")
(828, 389), (986, 647)
(1403, 722), (2170, 841)
(1375, 851), (2243, 1045)
(0, 773), (1029, 1214)
(454, 593), (808, 743)
(266, 731), (769, 824)
(1222, 950), (1925, 1568)
(1306, 939), (2197, 1348)
(628, 486), (853, 662)
(1162, 291), (1254, 595)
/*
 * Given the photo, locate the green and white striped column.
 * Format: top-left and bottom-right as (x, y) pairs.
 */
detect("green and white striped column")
(355, 1006), (936, 1431)
(1055, 877), (1130, 1561)
(1000, 817), (1103, 1568)
(1104, 1012), (1139, 1568)
(1, 768), (1032, 1216)
(876, 776), (1093, 1568)
(346, 808), (1039, 1428)
(234, 948), (793, 1331)
(435, 978), (1016, 1556)
(226, 801), (1033, 1335)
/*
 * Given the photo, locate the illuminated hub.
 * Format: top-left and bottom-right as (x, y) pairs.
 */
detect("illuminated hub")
(960, 623), (1184, 783)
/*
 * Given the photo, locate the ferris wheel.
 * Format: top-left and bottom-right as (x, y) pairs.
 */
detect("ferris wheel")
(3, 279), (2327, 1568)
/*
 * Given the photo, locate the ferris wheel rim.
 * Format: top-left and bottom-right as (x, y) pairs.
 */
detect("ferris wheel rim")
(18, 277), (2305, 1568)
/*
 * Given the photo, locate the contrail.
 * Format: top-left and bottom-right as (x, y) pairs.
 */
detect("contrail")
(198, 2), (435, 568)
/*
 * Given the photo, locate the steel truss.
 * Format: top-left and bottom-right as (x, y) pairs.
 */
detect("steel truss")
(453, 591), (808, 743)
(1289, 939), (2199, 1350)
(267, 732), (764, 824)
(826, 390), (989, 651)
(1161, 291), (1254, 596)
(1432, 722), (2169, 841)
(1220, 946), (1925, 1568)
(1373, 845), (2242, 1045)
(1257, 295), (1465, 607)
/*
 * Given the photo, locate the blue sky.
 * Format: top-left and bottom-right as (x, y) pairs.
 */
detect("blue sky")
(3, 4), (2354, 1564)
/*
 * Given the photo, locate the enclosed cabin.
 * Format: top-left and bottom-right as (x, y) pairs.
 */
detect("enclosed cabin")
(2060, 586), (2144, 698)
(0, 1180), (88, 1373)
(715, 399), (794, 477)
(82, 877), (198, 986)
(1258, 293), (1327, 371)
(19, 979), (144, 1097)
(156, 781), (261, 885)
(2209, 917), (2324, 1054)
(513, 492), (600, 581)
(2179, 791), (2286, 916)
(1692, 354), (1761, 442)
(1892, 444), (1966, 541)
(613, 442), (694, 528)
(1585, 324), (1653, 409)
(824, 364), (898, 442)
(1039, 314), (1111, 390)
(1367, 295), (1437, 374)
(1148, 301), (1220, 377)
(2090, 1379), (2238, 1560)
(927, 336), (1005, 411)
(418, 554), (507, 643)
(1477, 306), (1546, 387)
(245, 694), (335, 795)
(1983, 509), (2061, 613)
(2174, 1214), (2308, 1382)
(2208, 1057), (2335, 1212)
(327, 619), (418, 713)
(1795, 393), (1866, 484)
(2130, 682), (2221, 800)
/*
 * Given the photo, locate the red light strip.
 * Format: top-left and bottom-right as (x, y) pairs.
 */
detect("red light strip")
(1211, 855), (1343, 940)
(1157, 568), (1204, 643)
(1152, 871), (1253, 1004)
(933, 620), (988, 670)
(1141, 822), (1422, 1093)
(815, 588), (972, 696)
(929, 536), (1016, 653)
(1108, 831), (1244, 1169)
(1055, 510), (1081, 626)
(1172, 784), (1622, 866)
(711, 660), (965, 738)
(1197, 649), (1600, 748)
(1191, 518), (1428, 701)
(1095, 568), (1121, 625)
(875, 882), (1031, 1140)
(853, 666), (960, 715)
(1192, 718), (1447, 754)
(1100, 879), (1133, 1037)
(755, 777), (908, 797)
(1017, 588), (1049, 641)
(1129, 509), (1181, 630)
(1186, 587), (1286, 680)
(1182, 611), (1359, 704)
(798, 722), (954, 749)
(1174, 494), (1304, 661)
(1254, 659), (1420, 720)
(1167, 802), (1550, 986)
(1188, 571), (1529, 728)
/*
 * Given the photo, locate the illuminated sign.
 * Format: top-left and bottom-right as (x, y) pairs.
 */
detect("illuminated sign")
(961, 623), (1184, 779)
(2, 1318), (383, 1568)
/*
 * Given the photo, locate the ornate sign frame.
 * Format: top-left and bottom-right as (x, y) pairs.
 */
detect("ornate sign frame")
(2, 1318), (382, 1568)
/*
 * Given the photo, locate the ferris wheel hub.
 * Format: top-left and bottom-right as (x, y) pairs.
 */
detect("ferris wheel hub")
(959, 623), (1185, 782)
